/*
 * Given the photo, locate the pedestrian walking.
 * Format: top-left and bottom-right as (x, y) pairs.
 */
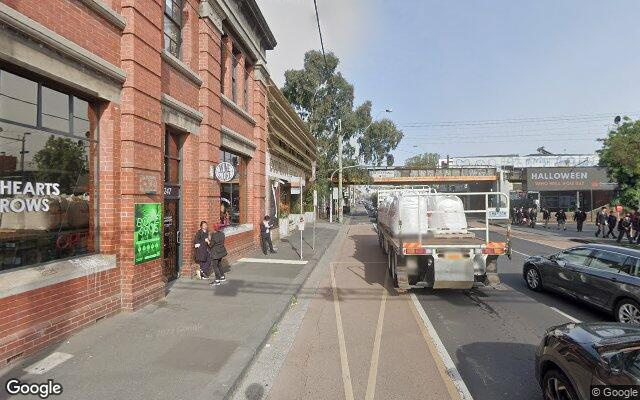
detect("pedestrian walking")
(617, 214), (633, 244)
(260, 215), (277, 255)
(208, 223), (228, 286)
(194, 221), (211, 279)
(574, 207), (587, 232)
(555, 209), (567, 230)
(595, 207), (608, 238)
(606, 211), (618, 239)
(631, 208), (640, 243)
(529, 207), (537, 228)
(542, 208), (551, 229)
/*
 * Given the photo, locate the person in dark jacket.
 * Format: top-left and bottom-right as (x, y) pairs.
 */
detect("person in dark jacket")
(617, 214), (633, 244)
(208, 223), (228, 286)
(595, 207), (608, 238)
(574, 208), (587, 232)
(606, 211), (618, 239)
(260, 215), (276, 254)
(555, 209), (567, 230)
(194, 221), (211, 279)
(542, 208), (551, 229)
(631, 208), (640, 243)
(529, 207), (537, 228)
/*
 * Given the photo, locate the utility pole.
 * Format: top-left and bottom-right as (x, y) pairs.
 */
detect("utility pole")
(338, 119), (343, 223)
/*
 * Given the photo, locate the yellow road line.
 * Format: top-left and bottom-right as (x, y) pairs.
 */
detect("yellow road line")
(406, 294), (464, 400)
(330, 262), (355, 400)
(364, 273), (388, 400)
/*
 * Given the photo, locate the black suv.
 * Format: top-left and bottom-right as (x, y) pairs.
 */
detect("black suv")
(536, 322), (640, 400)
(523, 244), (640, 323)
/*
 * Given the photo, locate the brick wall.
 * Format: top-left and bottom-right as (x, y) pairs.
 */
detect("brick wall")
(0, 0), (271, 366)
(0, 268), (121, 366)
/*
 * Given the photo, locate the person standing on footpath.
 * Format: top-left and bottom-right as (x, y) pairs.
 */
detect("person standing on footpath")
(605, 211), (618, 239)
(617, 214), (633, 244)
(595, 207), (608, 238)
(194, 221), (211, 279)
(208, 223), (228, 286)
(555, 209), (567, 230)
(260, 215), (277, 254)
(574, 207), (587, 232)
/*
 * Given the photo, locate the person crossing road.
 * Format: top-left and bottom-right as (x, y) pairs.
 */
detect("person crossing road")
(555, 209), (567, 230)
(606, 211), (618, 239)
(594, 207), (608, 238)
(574, 207), (587, 232)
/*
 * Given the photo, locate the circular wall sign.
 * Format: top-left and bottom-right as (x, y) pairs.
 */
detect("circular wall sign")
(215, 162), (236, 182)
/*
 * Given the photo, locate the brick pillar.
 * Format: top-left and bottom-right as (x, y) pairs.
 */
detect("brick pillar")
(97, 102), (121, 254)
(119, 0), (165, 310)
(251, 71), (268, 245)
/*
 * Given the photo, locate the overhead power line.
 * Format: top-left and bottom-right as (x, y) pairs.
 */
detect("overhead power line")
(397, 111), (639, 128)
(312, 0), (329, 74)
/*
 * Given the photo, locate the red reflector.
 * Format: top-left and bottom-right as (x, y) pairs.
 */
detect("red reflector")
(414, 248), (427, 254)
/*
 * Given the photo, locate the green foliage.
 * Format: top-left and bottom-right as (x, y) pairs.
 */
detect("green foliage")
(598, 117), (640, 208)
(405, 152), (440, 167)
(34, 135), (87, 194)
(282, 50), (404, 195)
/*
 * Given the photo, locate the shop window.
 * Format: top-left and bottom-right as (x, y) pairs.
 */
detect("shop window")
(243, 66), (250, 111)
(219, 149), (246, 226)
(231, 53), (238, 103)
(164, 0), (183, 58)
(0, 68), (98, 271)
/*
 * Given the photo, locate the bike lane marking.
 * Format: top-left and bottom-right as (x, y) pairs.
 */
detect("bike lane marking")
(330, 262), (355, 400)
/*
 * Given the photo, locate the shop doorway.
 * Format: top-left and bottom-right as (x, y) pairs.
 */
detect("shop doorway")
(163, 198), (179, 280)
(163, 129), (183, 281)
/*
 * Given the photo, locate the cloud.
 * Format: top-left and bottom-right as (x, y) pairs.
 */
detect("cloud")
(258, 0), (377, 86)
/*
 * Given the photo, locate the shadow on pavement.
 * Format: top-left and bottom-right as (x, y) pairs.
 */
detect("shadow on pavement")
(456, 341), (541, 400)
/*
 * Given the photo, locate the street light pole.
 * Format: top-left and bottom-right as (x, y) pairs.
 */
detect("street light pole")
(338, 119), (343, 223)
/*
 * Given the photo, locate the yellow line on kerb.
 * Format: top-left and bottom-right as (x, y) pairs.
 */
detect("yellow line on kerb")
(330, 262), (355, 400)
(365, 273), (388, 400)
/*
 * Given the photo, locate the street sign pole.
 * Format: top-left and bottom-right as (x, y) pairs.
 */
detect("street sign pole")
(300, 176), (303, 260)
(313, 189), (317, 250)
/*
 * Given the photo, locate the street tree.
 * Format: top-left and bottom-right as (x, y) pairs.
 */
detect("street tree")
(597, 117), (640, 208)
(282, 50), (403, 194)
(405, 152), (441, 167)
(34, 135), (87, 194)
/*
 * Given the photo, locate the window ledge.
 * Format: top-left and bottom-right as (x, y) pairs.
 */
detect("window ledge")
(223, 223), (254, 237)
(78, 0), (126, 30)
(0, 254), (117, 300)
(221, 94), (256, 125)
(161, 49), (203, 86)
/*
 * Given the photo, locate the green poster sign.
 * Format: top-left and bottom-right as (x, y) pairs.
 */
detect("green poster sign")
(134, 203), (162, 265)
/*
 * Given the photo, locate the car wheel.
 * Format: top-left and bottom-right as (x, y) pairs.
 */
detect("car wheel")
(524, 265), (542, 291)
(542, 369), (578, 400)
(616, 298), (640, 324)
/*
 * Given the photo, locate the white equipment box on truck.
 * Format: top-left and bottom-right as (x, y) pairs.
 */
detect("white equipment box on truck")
(376, 186), (511, 290)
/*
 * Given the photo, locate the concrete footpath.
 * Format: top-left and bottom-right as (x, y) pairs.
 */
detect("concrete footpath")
(0, 223), (340, 400)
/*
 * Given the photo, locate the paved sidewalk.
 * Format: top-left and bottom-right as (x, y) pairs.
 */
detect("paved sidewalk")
(0, 223), (339, 400)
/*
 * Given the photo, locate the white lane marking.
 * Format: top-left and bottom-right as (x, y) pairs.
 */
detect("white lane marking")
(511, 250), (531, 257)
(364, 274), (388, 400)
(236, 258), (308, 265)
(549, 307), (582, 323)
(24, 352), (73, 375)
(330, 263), (355, 400)
(410, 293), (474, 400)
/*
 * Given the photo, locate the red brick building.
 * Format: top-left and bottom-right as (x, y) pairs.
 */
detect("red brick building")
(0, 0), (276, 365)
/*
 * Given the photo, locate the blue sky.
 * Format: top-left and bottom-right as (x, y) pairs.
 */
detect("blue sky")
(260, 0), (640, 164)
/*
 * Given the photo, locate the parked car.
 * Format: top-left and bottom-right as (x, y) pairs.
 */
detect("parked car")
(536, 322), (640, 400)
(523, 244), (640, 323)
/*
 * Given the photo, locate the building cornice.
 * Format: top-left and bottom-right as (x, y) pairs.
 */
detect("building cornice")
(78, 0), (126, 30)
(207, 0), (275, 64)
(199, 0), (224, 33)
(0, 3), (126, 84)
